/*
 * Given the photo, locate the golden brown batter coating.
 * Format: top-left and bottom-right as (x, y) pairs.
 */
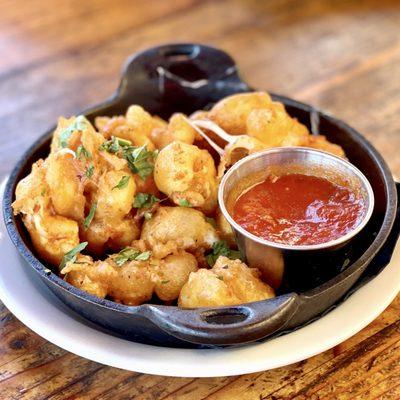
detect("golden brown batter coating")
(246, 103), (309, 147)
(209, 92), (272, 134)
(140, 206), (219, 258)
(303, 135), (346, 158)
(152, 251), (198, 301)
(178, 256), (274, 308)
(62, 254), (154, 305)
(154, 141), (218, 213)
(63, 250), (198, 304)
(13, 159), (80, 266)
(150, 113), (197, 149)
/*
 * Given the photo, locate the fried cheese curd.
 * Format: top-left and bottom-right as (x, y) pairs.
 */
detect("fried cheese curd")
(154, 141), (219, 213)
(204, 92), (345, 161)
(13, 115), (142, 263)
(150, 113), (198, 149)
(14, 93), (345, 308)
(62, 250), (198, 305)
(94, 105), (164, 151)
(179, 256), (275, 308)
(140, 206), (218, 259)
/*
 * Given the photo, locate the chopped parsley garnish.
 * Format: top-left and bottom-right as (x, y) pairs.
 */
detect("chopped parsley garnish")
(85, 163), (94, 178)
(133, 193), (159, 209)
(83, 202), (97, 229)
(99, 136), (132, 153)
(59, 242), (88, 270)
(161, 280), (170, 284)
(178, 199), (192, 207)
(122, 145), (157, 180)
(113, 247), (151, 266)
(113, 175), (130, 190)
(205, 240), (243, 267)
(76, 145), (92, 160)
(40, 188), (46, 196)
(59, 116), (88, 148)
(99, 136), (119, 153)
(99, 140), (156, 180)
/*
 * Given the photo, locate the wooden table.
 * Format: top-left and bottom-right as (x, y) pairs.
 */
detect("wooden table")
(1, 0), (400, 398)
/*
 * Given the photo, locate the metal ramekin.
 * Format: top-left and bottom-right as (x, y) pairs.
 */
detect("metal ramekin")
(218, 147), (375, 289)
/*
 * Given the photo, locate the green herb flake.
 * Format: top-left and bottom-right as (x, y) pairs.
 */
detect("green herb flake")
(59, 242), (88, 270)
(59, 116), (88, 148)
(99, 136), (120, 153)
(85, 163), (94, 178)
(113, 175), (130, 190)
(161, 280), (170, 285)
(83, 202), (97, 229)
(135, 251), (151, 261)
(114, 247), (152, 266)
(133, 193), (160, 209)
(205, 240), (243, 267)
(76, 145), (92, 160)
(116, 137), (132, 147)
(40, 188), (46, 196)
(122, 145), (157, 180)
(216, 276), (224, 281)
(178, 199), (192, 207)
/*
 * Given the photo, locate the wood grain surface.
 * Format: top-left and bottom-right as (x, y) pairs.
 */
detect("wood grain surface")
(1, 0), (400, 398)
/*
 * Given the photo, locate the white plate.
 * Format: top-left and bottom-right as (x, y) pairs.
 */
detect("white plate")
(1, 179), (399, 378)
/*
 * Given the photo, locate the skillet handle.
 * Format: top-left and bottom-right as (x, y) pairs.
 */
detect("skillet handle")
(115, 43), (251, 117)
(143, 293), (299, 346)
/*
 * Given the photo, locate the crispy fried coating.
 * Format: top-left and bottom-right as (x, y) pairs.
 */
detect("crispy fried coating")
(150, 113), (197, 149)
(209, 92), (272, 134)
(46, 152), (85, 221)
(83, 170), (140, 254)
(13, 116), (143, 264)
(13, 159), (48, 216)
(63, 250), (198, 305)
(25, 212), (79, 267)
(152, 251), (198, 301)
(154, 141), (218, 213)
(222, 135), (266, 167)
(13, 159), (80, 266)
(303, 135), (346, 158)
(95, 105), (165, 151)
(95, 115), (155, 151)
(216, 208), (236, 246)
(62, 255), (154, 305)
(141, 206), (218, 258)
(126, 105), (166, 137)
(178, 256), (274, 308)
(246, 103), (309, 147)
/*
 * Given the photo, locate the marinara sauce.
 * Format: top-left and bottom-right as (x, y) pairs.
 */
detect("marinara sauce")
(232, 173), (365, 246)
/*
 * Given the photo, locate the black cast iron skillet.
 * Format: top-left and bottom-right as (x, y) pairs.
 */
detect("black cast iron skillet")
(3, 44), (400, 348)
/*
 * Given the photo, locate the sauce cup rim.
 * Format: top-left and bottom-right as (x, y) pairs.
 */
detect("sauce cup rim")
(218, 146), (375, 251)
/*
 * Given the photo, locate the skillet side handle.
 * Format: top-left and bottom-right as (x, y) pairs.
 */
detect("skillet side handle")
(115, 43), (251, 117)
(143, 293), (299, 346)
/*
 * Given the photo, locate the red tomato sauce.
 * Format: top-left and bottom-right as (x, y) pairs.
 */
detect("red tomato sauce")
(232, 174), (365, 246)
